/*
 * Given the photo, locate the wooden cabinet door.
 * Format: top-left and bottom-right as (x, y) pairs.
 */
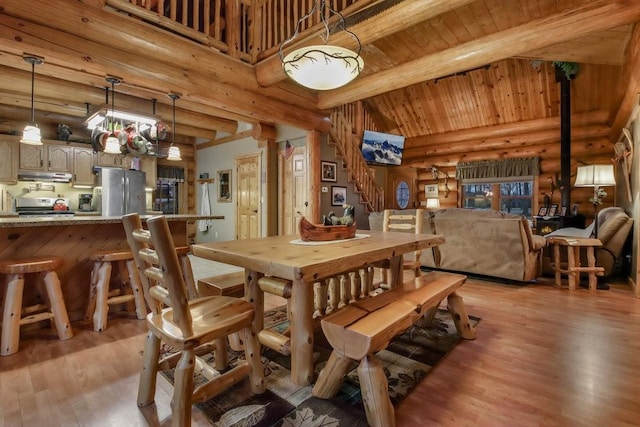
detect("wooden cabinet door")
(47, 145), (72, 172)
(0, 137), (18, 183)
(73, 147), (95, 186)
(19, 144), (45, 171)
(96, 152), (127, 167)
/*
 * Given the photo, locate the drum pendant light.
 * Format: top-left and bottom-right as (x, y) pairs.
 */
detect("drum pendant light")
(20, 55), (44, 145)
(167, 93), (181, 161)
(104, 77), (122, 154)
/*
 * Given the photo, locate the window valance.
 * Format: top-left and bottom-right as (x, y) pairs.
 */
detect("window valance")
(456, 157), (540, 181)
(157, 165), (185, 182)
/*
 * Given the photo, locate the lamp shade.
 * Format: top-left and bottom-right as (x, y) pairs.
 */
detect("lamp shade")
(283, 45), (364, 90)
(167, 145), (182, 161)
(574, 165), (616, 187)
(20, 125), (42, 145)
(426, 198), (440, 209)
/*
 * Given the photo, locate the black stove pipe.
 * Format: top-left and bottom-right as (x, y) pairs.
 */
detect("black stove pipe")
(557, 66), (572, 209)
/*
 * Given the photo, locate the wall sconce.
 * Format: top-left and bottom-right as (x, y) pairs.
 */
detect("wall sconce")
(430, 166), (450, 198)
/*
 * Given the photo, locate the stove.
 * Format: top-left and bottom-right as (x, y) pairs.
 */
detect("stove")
(16, 197), (75, 217)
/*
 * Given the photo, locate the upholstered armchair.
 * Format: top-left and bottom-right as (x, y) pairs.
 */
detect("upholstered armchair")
(543, 207), (633, 277)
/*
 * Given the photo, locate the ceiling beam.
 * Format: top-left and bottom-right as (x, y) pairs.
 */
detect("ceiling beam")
(0, 0), (330, 131)
(255, 0), (474, 87)
(317, 0), (640, 110)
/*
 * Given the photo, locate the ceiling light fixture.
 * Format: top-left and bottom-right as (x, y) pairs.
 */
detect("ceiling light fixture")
(103, 77), (122, 154)
(20, 54), (44, 145)
(167, 93), (181, 161)
(279, 0), (364, 91)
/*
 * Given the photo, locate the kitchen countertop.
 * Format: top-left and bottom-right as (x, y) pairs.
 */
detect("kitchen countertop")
(0, 214), (224, 228)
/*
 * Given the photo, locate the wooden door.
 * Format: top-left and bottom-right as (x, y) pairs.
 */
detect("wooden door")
(280, 146), (308, 235)
(236, 153), (261, 239)
(47, 145), (72, 172)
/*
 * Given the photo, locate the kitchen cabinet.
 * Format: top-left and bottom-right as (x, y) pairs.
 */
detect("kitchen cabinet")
(19, 143), (72, 172)
(95, 151), (128, 168)
(0, 137), (18, 183)
(72, 146), (95, 186)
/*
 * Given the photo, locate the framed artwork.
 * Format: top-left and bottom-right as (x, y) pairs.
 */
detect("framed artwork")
(217, 169), (231, 202)
(537, 207), (548, 216)
(548, 204), (558, 217)
(424, 184), (438, 198)
(331, 186), (347, 206)
(321, 161), (337, 182)
(560, 206), (568, 216)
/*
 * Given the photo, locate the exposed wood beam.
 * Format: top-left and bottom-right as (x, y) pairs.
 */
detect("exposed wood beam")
(0, 65), (236, 135)
(255, 0), (474, 87)
(318, 0), (640, 109)
(404, 111), (608, 147)
(196, 130), (255, 150)
(0, 0), (329, 131)
(608, 23), (640, 140)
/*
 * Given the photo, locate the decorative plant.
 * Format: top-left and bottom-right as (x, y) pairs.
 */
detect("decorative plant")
(553, 61), (579, 79)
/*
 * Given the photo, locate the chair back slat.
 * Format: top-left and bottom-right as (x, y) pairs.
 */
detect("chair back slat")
(382, 209), (425, 262)
(145, 216), (194, 336)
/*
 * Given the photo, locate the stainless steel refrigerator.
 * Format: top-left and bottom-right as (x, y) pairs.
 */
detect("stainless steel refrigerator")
(98, 167), (147, 216)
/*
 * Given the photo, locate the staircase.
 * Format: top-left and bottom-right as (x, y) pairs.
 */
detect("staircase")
(328, 110), (384, 213)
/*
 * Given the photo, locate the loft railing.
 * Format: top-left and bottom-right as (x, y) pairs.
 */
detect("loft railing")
(107, 0), (362, 64)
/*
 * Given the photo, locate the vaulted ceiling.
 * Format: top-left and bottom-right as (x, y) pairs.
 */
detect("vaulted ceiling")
(1, 0), (639, 154)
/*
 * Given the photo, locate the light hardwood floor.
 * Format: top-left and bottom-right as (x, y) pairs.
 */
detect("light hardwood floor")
(1, 274), (639, 426)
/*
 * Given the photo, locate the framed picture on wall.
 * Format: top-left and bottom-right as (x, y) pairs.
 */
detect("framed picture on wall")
(321, 161), (337, 182)
(331, 186), (347, 206)
(425, 184), (438, 198)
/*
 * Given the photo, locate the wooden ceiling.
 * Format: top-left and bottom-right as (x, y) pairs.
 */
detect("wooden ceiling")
(1, 0), (639, 152)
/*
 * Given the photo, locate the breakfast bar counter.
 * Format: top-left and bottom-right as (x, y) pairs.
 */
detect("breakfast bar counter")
(0, 214), (223, 320)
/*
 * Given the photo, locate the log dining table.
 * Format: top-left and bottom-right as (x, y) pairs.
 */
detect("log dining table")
(191, 230), (445, 386)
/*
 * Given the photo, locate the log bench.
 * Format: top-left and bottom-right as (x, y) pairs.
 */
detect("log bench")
(311, 271), (476, 427)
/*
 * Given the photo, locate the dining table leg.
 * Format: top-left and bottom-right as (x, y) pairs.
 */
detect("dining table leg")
(289, 278), (315, 385)
(246, 269), (264, 338)
(388, 254), (404, 288)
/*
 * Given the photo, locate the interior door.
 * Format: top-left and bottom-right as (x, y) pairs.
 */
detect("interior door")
(280, 146), (308, 235)
(236, 153), (262, 239)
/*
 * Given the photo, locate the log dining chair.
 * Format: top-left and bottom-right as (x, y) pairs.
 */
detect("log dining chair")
(378, 209), (426, 286)
(122, 214), (264, 426)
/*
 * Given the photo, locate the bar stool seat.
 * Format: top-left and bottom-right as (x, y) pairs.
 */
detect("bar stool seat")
(85, 249), (146, 332)
(0, 256), (73, 356)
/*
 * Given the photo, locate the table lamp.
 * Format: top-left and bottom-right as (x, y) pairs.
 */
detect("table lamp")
(574, 164), (615, 237)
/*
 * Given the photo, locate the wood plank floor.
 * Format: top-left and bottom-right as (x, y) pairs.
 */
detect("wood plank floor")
(1, 275), (639, 426)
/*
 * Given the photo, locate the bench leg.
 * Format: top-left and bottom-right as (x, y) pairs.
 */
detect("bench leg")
(312, 351), (353, 399)
(358, 354), (395, 427)
(447, 292), (476, 340)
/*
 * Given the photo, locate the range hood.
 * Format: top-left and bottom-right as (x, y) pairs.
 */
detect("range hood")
(17, 171), (73, 183)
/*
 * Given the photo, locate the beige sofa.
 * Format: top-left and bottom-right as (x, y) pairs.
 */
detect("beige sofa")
(368, 208), (547, 282)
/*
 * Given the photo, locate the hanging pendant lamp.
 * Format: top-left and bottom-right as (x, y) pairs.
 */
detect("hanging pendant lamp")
(167, 93), (181, 161)
(20, 55), (45, 145)
(279, 0), (363, 90)
(103, 77), (122, 154)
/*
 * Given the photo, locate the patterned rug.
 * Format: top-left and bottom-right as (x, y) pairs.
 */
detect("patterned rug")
(160, 306), (480, 426)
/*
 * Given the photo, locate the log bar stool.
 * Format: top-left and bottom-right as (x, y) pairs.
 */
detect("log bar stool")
(0, 256), (73, 356)
(86, 249), (147, 332)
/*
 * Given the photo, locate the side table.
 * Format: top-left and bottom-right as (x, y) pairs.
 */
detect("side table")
(546, 237), (604, 290)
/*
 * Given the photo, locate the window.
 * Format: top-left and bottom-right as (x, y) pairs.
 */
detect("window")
(461, 179), (534, 217)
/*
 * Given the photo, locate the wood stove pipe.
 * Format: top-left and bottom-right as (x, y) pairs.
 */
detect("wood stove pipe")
(557, 66), (572, 209)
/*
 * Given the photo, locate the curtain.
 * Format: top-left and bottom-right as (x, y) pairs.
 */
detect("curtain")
(157, 165), (185, 183)
(456, 157), (540, 180)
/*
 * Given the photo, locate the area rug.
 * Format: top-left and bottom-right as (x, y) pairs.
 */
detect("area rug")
(160, 306), (480, 426)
